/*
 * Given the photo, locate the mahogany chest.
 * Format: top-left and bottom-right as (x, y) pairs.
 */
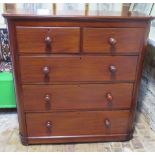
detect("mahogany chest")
(3, 10), (153, 145)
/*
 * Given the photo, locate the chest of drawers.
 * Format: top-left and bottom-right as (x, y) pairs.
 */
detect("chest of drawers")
(4, 11), (153, 145)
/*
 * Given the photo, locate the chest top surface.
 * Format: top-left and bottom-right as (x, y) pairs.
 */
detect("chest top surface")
(3, 7), (154, 21)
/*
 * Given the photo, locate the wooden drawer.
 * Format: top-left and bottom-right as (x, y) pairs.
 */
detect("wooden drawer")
(83, 28), (143, 53)
(16, 27), (80, 53)
(23, 83), (133, 111)
(19, 56), (138, 83)
(26, 110), (130, 137)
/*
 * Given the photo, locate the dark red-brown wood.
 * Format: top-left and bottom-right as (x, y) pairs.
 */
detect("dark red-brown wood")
(16, 27), (80, 53)
(26, 110), (130, 137)
(3, 9), (153, 145)
(23, 83), (133, 111)
(83, 28), (144, 53)
(19, 56), (138, 83)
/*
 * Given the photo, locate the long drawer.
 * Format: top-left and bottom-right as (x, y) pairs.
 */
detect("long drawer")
(23, 83), (133, 111)
(83, 28), (143, 53)
(16, 27), (80, 53)
(26, 110), (130, 137)
(19, 56), (138, 83)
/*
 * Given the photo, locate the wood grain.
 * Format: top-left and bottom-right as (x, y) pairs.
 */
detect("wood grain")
(14, 20), (148, 28)
(26, 110), (130, 137)
(19, 55), (138, 83)
(3, 12), (152, 144)
(16, 27), (80, 53)
(23, 83), (133, 111)
(7, 19), (28, 138)
(83, 28), (144, 53)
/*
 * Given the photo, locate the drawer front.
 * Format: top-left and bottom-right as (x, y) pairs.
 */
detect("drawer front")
(83, 28), (143, 53)
(20, 56), (138, 83)
(16, 27), (80, 53)
(26, 110), (130, 137)
(23, 83), (133, 111)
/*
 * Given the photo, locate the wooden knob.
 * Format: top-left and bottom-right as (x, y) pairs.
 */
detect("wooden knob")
(44, 94), (51, 103)
(109, 37), (117, 46)
(46, 121), (52, 129)
(106, 93), (113, 102)
(43, 66), (50, 76)
(104, 119), (111, 128)
(106, 93), (113, 106)
(109, 65), (117, 74)
(45, 36), (52, 45)
(44, 94), (51, 110)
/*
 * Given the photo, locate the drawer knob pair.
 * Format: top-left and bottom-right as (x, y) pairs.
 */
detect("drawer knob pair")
(109, 37), (117, 46)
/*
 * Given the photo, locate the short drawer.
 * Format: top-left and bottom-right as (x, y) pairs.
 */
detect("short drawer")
(83, 28), (143, 53)
(19, 56), (138, 83)
(16, 27), (80, 53)
(26, 110), (130, 137)
(23, 83), (133, 111)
